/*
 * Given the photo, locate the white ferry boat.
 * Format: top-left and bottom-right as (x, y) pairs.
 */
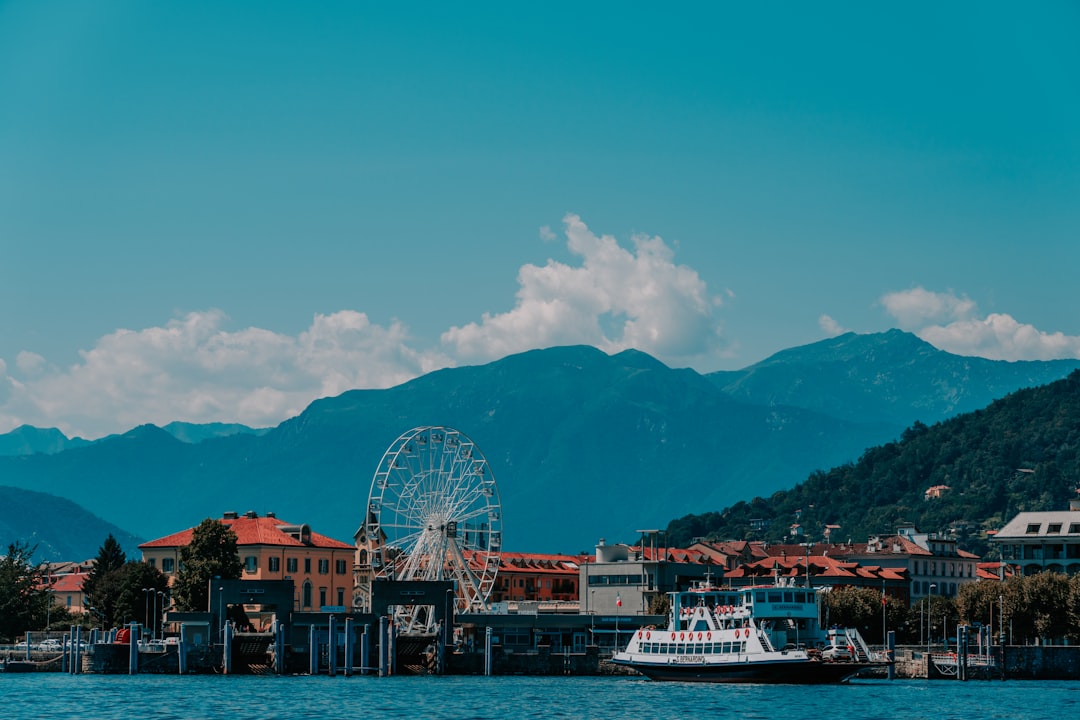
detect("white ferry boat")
(612, 579), (886, 683)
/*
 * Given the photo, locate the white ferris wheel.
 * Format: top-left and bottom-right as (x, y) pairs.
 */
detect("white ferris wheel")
(364, 426), (503, 622)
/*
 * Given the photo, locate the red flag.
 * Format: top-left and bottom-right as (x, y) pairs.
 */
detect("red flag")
(616, 595), (622, 607)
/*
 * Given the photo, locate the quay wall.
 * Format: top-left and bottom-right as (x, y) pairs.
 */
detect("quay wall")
(892, 646), (1080, 680)
(1002, 645), (1080, 680)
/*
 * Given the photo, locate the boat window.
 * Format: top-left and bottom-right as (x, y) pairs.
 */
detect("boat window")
(722, 642), (732, 654)
(693, 620), (709, 632)
(783, 591), (794, 603)
(795, 592), (807, 603)
(768, 591), (782, 603)
(755, 591), (766, 603)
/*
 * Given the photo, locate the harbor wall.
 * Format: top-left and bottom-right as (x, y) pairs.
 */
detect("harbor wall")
(1002, 645), (1080, 680)
(892, 645), (1080, 680)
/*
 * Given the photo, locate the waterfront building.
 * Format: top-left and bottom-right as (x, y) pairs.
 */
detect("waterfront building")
(49, 569), (90, 615)
(750, 526), (979, 600)
(826, 527), (977, 599)
(990, 498), (1080, 576)
(38, 562), (92, 616)
(489, 551), (587, 605)
(579, 535), (721, 617)
(688, 539), (770, 571)
(723, 552), (910, 603)
(140, 511), (354, 612)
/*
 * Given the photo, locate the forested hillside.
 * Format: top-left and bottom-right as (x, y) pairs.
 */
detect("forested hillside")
(666, 370), (1080, 556)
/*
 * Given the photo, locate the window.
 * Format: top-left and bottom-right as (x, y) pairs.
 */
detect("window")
(162, 558), (174, 573)
(269, 557), (280, 573)
(337, 588), (345, 606)
(336, 559), (347, 575)
(319, 588), (327, 607)
(302, 581), (312, 608)
(286, 558), (298, 573)
(244, 556), (258, 573)
(1047, 523), (1062, 534)
(147, 558), (156, 568)
(318, 559), (329, 575)
(1070, 523), (1080, 534)
(1026, 523), (1041, 534)
(304, 558), (311, 574)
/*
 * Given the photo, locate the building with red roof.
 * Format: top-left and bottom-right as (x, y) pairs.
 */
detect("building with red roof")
(488, 551), (588, 605)
(723, 553), (910, 603)
(140, 510), (354, 612)
(752, 525), (980, 600)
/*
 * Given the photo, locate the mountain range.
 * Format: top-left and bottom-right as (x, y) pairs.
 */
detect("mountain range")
(2, 330), (1079, 557)
(0, 485), (143, 562)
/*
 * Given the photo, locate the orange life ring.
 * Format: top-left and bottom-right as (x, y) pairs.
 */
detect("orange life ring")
(671, 632), (675, 640)
(707, 632), (712, 640)
(638, 631), (642, 639)
(680, 632), (685, 641)
(646, 631), (651, 640)
(697, 632), (703, 641)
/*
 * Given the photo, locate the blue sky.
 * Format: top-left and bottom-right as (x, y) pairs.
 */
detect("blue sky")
(2, 2), (1079, 439)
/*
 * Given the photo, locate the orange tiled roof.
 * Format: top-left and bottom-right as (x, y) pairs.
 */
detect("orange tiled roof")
(50, 572), (88, 593)
(492, 551), (587, 574)
(725, 554), (909, 582)
(139, 515), (352, 550)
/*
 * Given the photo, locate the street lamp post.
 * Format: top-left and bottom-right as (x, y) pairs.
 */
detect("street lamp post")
(157, 591), (168, 640)
(927, 583), (936, 653)
(142, 588), (152, 633)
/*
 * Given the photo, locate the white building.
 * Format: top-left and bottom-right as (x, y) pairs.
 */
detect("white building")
(991, 498), (1080, 576)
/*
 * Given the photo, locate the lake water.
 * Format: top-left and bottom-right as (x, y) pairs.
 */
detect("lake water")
(1, 674), (1075, 720)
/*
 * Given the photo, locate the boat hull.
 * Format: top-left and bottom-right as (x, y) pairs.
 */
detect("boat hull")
(613, 658), (878, 684)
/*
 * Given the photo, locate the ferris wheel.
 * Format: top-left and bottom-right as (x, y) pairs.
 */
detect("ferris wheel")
(364, 426), (503, 622)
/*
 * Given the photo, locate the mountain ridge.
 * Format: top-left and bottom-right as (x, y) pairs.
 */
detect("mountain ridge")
(3, 331), (1079, 555)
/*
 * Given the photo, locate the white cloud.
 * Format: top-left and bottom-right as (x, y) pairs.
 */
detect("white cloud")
(0, 215), (731, 439)
(15, 351), (46, 375)
(442, 214), (724, 364)
(1, 310), (451, 439)
(880, 287), (976, 329)
(881, 287), (1080, 361)
(818, 315), (847, 337)
(918, 313), (1080, 361)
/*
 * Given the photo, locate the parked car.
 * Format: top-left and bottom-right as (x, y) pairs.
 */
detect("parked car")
(39, 638), (63, 650)
(821, 644), (853, 662)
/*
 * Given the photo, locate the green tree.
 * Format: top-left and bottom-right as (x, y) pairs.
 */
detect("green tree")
(956, 579), (1004, 628)
(1023, 571), (1072, 642)
(172, 519), (242, 612)
(822, 586), (905, 643)
(0, 541), (52, 642)
(904, 593), (957, 647)
(1069, 575), (1080, 643)
(109, 561), (171, 630)
(82, 534), (127, 625)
